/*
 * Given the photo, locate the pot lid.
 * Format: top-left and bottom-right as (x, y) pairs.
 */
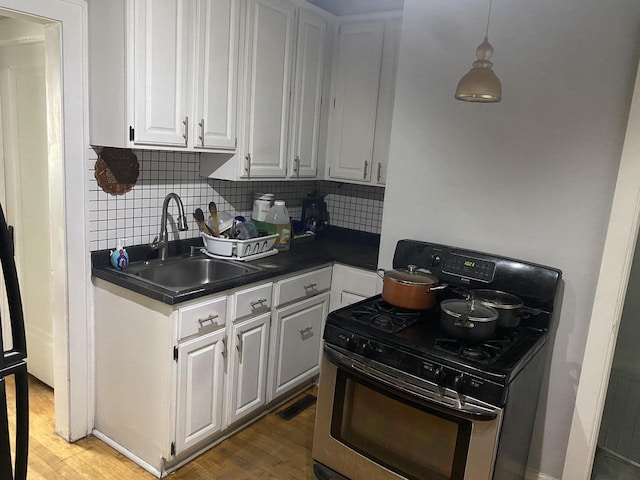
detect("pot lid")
(470, 289), (523, 310)
(440, 299), (498, 323)
(383, 265), (440, 286)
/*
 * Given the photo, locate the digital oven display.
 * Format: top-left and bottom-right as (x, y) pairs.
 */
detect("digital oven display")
(442, 254), (495, 282)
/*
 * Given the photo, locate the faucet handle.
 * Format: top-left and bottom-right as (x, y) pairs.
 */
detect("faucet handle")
(149, 235), (165, 250)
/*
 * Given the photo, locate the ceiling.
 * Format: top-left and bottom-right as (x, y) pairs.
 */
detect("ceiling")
(307, 0), (403, 15)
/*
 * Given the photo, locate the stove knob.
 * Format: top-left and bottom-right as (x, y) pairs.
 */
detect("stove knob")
(452, 374), (466, 394)
(362, 341), (373, 355)
(431, 254), (442, 266)
(344, 335), (355, 347)
(433, 367), (445, 385)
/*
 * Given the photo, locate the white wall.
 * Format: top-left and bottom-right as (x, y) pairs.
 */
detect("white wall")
(380, 0), (640, 478)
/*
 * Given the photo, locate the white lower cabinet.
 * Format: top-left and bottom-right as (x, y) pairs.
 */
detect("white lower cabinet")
(269, 292), (329, 401)
(227, 312), (270, 425)
(93, 266), (333, 477)
(175, 328), (226, 454)
(330, 263), (382, 311)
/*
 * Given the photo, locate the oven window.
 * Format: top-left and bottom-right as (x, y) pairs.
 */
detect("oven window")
(331, 369), (471, 480)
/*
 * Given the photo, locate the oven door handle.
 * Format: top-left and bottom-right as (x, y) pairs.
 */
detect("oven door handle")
(325, 345), (499, 421)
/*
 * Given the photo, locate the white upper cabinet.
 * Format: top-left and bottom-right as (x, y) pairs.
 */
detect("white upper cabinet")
(132, 0), (190, 147)
(325, 14), (401, 186)
(200, 0), (329, 180)
(288, 9), (327, 179)
(239, 0), (296, 178)
(192, 0), (239, 150)
(89, 0), (239, 152)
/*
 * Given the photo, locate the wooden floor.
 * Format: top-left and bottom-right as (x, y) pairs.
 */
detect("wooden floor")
(5, 375), (318, 479)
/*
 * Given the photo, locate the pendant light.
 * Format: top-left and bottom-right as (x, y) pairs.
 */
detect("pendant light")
(455, 0), (502, 103)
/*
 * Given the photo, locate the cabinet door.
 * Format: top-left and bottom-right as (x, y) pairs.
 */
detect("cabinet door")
(372, 17), (401, 186)
(269, 292), (329, 401)
(288, 9), (326, 179)
(175, 328), (226, 454)
(132, 0), (190, 147)
(327, 20), (384, 182)
(227, 313), (270, 425)
(193, 0), (239, 150)
(330, 264), (382, 312)
(241, 0), (295, 178)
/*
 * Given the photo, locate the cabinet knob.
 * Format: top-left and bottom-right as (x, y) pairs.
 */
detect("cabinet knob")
(198, 118), (205, 147)
(377, 162), (382, 183)
(363, 160), (369, 180)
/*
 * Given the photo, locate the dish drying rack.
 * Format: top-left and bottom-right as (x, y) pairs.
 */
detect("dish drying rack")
(201, 232), (279, 260)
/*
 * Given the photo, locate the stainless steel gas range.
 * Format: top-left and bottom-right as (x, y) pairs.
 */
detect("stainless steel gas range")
(312, 239), (562, 480)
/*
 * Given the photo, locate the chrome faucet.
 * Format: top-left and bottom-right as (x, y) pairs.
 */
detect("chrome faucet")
(150, 193), (188, 261)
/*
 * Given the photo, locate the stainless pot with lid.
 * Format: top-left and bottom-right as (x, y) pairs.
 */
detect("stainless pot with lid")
(439, 299), (499, 343)
(470, 289), (524, 329)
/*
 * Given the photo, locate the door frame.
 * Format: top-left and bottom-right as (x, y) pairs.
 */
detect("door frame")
(563, 62), (640, 477)
(0, 0), (90, 441)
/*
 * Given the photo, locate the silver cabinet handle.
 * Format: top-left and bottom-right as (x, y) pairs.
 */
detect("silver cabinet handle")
(197, 313), (219, 326)
(236, 333), (243, 357)
(198, 118), (205, 147)
(293, 155), (300, 177)
(221, 336), (227, 358)
(182, 116), (189, 146)
(363, 160), (369, 180)
(303, 283), (318, 292)
(299, 326), (313, 339)
(377, 162), (382, 183)
(245, 153), (251, 178)
(250, 298), (268, 309)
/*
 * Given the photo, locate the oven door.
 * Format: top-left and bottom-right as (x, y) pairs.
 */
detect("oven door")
(312, 345), (503, 480)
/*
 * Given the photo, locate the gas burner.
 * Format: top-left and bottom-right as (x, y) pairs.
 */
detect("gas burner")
(350, 299), (422, 333)
(433, 333), (520, 364)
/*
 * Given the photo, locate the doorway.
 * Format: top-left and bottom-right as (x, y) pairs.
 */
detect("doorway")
(564, 60), (640, 478)
(0, 0), (91, 443)
(591, 239), (640, 478)
(0, 16), (54, 388)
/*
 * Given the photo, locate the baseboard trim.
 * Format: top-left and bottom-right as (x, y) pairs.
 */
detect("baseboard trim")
(92, 430), (162, 478)
(525, 469), (559, 480)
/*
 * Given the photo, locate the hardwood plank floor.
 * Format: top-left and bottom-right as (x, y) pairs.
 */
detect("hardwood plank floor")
(5, 375), (317, 479)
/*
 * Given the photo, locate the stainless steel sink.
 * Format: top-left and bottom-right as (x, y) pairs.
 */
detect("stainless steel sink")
(122, 256), (262, 292)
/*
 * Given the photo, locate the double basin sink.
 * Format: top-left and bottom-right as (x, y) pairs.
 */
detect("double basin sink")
(120, 255), (264, 293)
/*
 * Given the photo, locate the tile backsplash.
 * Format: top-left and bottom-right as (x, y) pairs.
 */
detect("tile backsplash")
(88, 149), (384, 250)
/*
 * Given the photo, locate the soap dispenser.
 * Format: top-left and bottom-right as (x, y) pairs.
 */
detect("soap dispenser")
(110, 240), (129, 271)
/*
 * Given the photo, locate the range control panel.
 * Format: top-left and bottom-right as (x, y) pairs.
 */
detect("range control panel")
(441, 253), (496, 283)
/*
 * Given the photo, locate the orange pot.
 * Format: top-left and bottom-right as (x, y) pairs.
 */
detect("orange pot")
(377, 265), (447, 310)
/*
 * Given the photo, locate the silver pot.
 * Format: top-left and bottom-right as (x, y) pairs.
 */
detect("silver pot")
(469, 289), (524, 329)
(439, 299), (499, 343)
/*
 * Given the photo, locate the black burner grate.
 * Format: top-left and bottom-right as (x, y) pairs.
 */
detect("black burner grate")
(349, 299), (422, 333)
(433, 333), (520, 365)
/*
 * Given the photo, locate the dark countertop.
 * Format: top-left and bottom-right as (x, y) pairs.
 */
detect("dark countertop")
(91, 227), (380, 305)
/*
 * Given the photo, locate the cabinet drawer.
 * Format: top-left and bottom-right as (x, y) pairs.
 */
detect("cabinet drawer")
(178, 296), (227, 340)
(337, 264), (381, 298)
(275, 266), (332, 307)
(232, 282), (273, 320)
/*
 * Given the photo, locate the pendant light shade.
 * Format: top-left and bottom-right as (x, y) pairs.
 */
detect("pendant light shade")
(455, 0), (502, 103)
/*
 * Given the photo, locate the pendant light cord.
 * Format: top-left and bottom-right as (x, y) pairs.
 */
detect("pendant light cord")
(485, 0), (493, 38)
